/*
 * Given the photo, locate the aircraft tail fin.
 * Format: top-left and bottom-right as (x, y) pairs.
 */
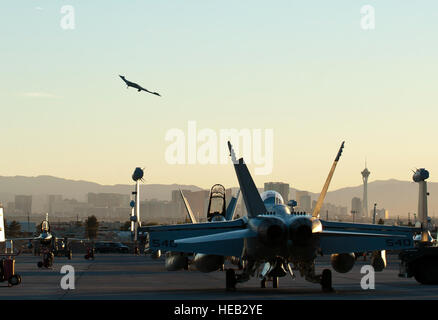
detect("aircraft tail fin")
(312, 141), (345, 218)
(180, 189), (198, 224)
(0, 207), (5, 242)
(225, 189), (240, 221)
(228, 142), (267, 218)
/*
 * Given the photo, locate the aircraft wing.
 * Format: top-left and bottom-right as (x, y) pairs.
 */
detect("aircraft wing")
(143, 218), (251, 256)
(6, 237), (39, 241)
(0, 208), (39, 242)
(63, 237), (89, 242)
(317, 220), (419, 254)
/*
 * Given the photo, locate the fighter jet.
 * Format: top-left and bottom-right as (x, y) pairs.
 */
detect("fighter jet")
(119, 75), (161, 96)
(145, 141), (418, 292)
(1, 212), (88, 268)
(161, 185), (241, 272)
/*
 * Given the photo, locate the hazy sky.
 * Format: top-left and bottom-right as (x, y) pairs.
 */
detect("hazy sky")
(1, 1), (437, 192)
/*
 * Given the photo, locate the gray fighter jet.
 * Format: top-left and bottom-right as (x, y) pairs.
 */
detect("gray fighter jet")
(145, 141), (418, 292)
(119, 75), (161, 96)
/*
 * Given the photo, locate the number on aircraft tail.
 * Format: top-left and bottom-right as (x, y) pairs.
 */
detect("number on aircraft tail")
(385, 239), (412, 247)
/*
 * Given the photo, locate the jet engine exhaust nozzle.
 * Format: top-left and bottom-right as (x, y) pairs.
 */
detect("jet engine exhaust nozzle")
(257, 218), (287, 248)
(289, 217), (313, 246)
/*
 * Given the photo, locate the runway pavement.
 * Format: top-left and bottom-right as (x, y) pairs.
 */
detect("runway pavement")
(1, 253), (437, 300)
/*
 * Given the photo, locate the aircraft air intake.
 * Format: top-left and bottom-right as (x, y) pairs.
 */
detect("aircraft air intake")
(257, 218), (287, 248)
(289, 217), (313, 246)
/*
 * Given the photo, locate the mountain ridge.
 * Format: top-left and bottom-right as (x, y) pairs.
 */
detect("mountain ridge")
(0, 175), (437, 218)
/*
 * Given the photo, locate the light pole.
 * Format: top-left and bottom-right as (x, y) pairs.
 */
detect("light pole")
(373, 203), (377, 224)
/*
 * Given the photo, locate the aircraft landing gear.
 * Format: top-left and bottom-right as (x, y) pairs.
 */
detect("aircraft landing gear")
(8, 275), (21, 286)
(38, 252), (54, 269)
(260, 276), (279, 288)
(272, 276), (279, 288)
(321, 269), (334, 292)
(225, 269), (236, 291)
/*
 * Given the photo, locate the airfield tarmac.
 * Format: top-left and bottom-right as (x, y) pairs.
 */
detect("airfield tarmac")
(1, 253), (437, 300)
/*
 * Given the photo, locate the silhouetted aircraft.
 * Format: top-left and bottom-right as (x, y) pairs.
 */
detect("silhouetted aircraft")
(119, 75), (161, 96)
(1, 213), (88, 269)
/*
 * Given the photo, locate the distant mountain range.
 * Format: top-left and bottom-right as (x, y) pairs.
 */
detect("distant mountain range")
(0, 175), (203, 213)
(298, 179), (438, 218)
(0, 175), (436, 218)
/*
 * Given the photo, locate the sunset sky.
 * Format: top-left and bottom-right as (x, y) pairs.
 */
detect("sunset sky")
(1, 1), (437, 192)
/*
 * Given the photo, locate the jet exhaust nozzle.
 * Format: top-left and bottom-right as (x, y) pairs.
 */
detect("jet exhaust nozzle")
(289, 217), (313, 246)
(257, 218), (287, 248)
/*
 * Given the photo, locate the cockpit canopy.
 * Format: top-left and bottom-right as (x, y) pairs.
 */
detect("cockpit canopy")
(261, 190), (284, 207)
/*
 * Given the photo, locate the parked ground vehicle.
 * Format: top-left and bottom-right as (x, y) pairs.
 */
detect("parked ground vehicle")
(0, 255), (21, 287)
(94, 242), (130, 253)
(399, 243), (438, 284)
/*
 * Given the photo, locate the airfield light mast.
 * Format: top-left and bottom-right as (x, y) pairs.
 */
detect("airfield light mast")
(413, 168), (431, 242)
(131, 167), (144, 242)
(373, 203), (377, 224)
(361, 164), (370, 219)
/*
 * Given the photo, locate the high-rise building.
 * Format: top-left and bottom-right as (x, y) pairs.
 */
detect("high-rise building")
(14, 195), (32, 215)
(299, 194), (312, 213)
(351, 197), (362, 219)
(47, 195), (63, 214)
(87, 193), (130, 208)
(361, 165), (370, 218)
(295, 190), (307, 206)
(264, 182), (289, 203)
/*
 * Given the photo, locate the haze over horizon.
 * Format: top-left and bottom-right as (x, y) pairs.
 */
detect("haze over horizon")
(0, 172), (429, 193)
(1, 174), (437, 219)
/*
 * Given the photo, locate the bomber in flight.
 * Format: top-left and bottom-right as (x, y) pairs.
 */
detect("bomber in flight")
(119, 75), (161, 96)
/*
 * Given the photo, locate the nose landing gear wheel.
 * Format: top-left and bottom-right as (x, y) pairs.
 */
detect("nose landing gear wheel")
(273, 276), (279, 288)
(8, 275), (20, 286)
(321, 269), (334, 292)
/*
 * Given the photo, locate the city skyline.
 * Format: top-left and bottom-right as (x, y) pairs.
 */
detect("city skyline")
(1, 174), (437, 220)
